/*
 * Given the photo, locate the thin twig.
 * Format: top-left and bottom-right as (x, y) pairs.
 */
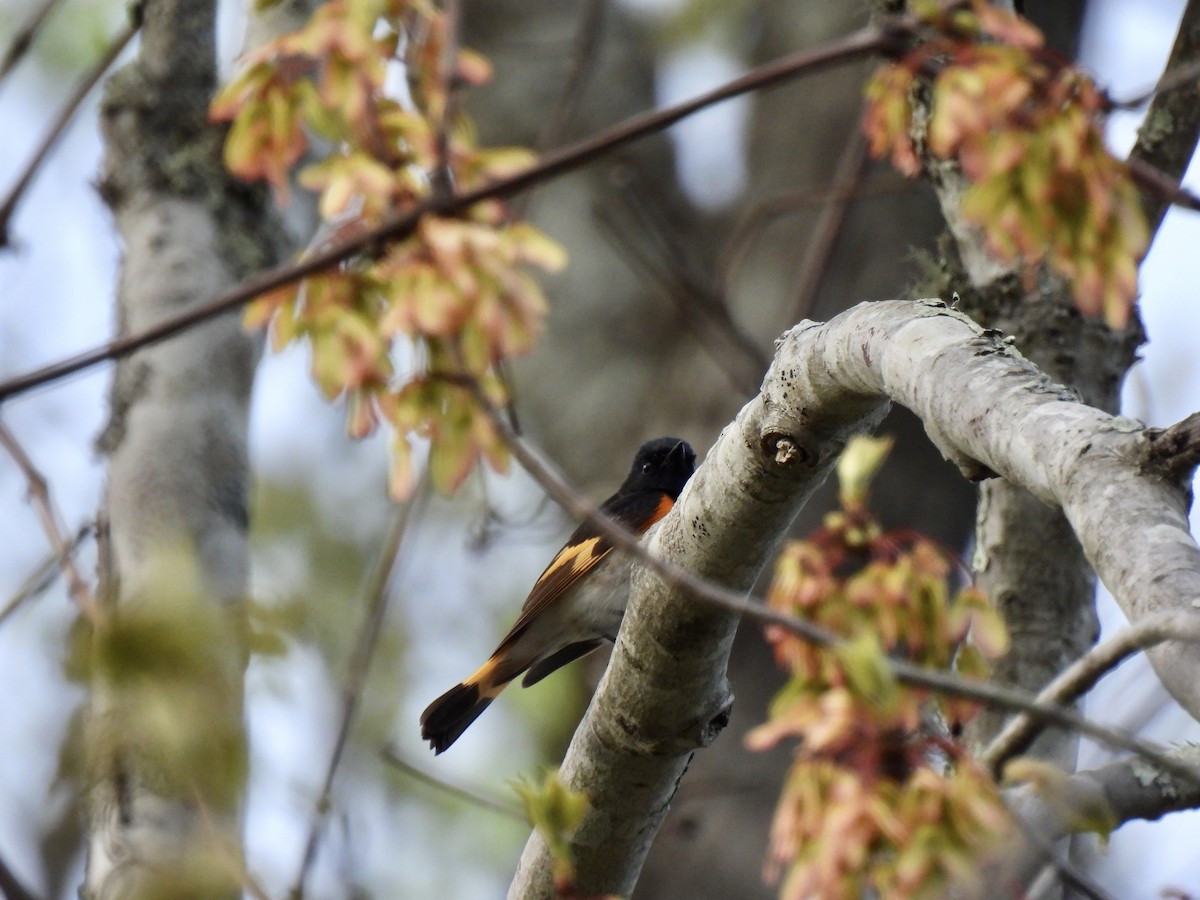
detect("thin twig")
(0, 20), (139, 248)
(450, 368), (1200, 788)
(193, 793), (272, 900)
(533, 0), (607, 160)
(982, 611), (1200, 774)
(620, 191), (763, 369)
(0, 421), (103, 628)
(717, 174), (912, 289)
(501, 0), (607, 434)
(434, 0), (528, 437)
(1128, 155), (1200, 214)
(596, 199), (767, 396)
(790, 113), (870, 322)
(0, 522), (91, 629)
(380, 745), (526, 822)
(1112, 56), (1200, 110)
(288, 476), (431, 900)
(1, 10), (1197, 402)
(0, 19), (899, 404)
(0, 0), (61, 84)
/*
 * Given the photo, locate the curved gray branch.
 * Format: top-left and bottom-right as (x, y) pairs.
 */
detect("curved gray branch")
(509, 298), (1200, 898)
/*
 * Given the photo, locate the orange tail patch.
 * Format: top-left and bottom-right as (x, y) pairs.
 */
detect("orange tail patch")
(419, 657), (512, 754)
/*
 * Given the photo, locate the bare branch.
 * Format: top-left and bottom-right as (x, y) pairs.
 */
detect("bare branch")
(596, 196), (767, 396)
(789, 112), (869, 321)
(983, 611), (1200, 774)
(1005, 745), (1200, 888)
(0, 522), (91, 629)
(1127, 0), (1200, 238)
(535, 0), (607, 152)
(1144, 410), (1200, 483)
(1086, 744), (1200, 823)
(380, 745), (525, 822)
(0, 20), (898, 404)
(290, 477), (431, 899)
(1113, 57), (1200, 111)
(717, 173), (912, 288)
(0, 422), (103, 627)
(3, 10), (1198, 404)
(432, 0), (463, 198)
(464, 382), (1200, 784)
(0, 0), (60, 83)
(0, 19), (138, 248)
(1127, 155), (1200, 216)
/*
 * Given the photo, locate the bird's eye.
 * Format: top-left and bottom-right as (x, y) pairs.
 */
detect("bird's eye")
(641, 462), (652, 474)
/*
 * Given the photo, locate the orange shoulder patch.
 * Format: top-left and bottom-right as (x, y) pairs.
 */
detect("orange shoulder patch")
(537, 535), (603, 583)
(645, 494), (674, 529)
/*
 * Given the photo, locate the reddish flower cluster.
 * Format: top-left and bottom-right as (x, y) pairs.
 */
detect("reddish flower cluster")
(864, 1), (1147, 329)
(748, 437), (1012, 899)
(211, 0), (565, 494)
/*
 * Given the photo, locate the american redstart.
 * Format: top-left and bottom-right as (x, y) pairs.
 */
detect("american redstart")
(420, 437), (697, 753)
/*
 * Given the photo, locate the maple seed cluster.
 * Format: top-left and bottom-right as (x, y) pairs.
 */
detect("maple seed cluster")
(747, 437), (1011, 900)
(210, 0), (567, 496)
(863, 1), (1148, 329)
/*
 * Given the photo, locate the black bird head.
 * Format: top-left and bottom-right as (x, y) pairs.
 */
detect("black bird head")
(621, 437), (696, 499)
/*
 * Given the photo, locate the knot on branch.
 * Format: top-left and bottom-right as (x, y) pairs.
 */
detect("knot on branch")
(1143, 411), (1200, 486)
(611, 691), (734, 757)
(698, 698), (734, 748)
(761, 431), (809, 467)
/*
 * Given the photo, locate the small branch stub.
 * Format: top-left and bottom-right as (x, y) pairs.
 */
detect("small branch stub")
(764, 431), (804, 466)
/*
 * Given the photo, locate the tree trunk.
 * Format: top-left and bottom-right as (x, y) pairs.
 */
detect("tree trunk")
(83, 2), (280, 896)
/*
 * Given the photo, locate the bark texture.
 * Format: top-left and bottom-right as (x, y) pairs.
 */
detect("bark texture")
(924, 147), (1136, 774)
(509, 298), (1200, 897)
(1129, 0), (1200, 239)
(84, 2), (279, 896)
(945, 268), (1140, 770)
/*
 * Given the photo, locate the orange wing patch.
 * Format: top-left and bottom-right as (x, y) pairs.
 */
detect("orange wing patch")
(535, 536), (603, 586)
(492, 491), (674, 654)
(495, 535), (614, 652)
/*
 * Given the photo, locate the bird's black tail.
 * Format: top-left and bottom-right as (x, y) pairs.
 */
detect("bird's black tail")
(422, 653), (523, 753)
(420, 682), (494, 754)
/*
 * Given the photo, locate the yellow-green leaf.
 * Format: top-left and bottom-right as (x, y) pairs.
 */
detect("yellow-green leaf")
(836, 435), (893, 508)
